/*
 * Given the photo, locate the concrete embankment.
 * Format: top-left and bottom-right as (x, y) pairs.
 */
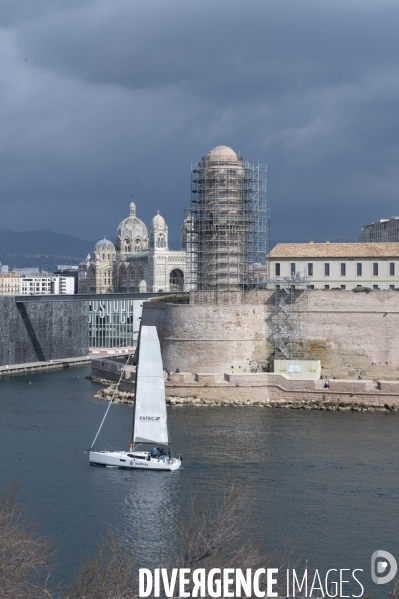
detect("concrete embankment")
(164, 371), (399, 409)
(0, 356), (91, 377)
(90, 365), (399, 411)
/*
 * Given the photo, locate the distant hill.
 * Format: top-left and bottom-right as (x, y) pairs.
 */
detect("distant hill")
(0, 229), (96, 270)
(0, 229), (358, 271)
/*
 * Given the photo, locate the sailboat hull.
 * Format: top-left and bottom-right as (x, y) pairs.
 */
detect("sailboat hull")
(89, 450), (181, 471)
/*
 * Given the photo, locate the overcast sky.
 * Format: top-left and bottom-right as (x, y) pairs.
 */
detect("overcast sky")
(1, 0), (399, 246)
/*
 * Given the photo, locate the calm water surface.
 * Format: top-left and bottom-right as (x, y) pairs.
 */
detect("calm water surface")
(1, 367), (399, 593)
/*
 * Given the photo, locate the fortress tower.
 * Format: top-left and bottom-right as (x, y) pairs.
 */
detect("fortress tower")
(186, 145), (268, 303)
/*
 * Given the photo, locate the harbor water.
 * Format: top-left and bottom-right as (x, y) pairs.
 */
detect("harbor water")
(1, 367), (399, 593)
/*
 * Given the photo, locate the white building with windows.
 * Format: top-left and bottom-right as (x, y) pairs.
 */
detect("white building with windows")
(0, 273), (21, 294)
(79, 199), (187, 294)
(268, 243), (399, 290)
(21, 276), (75, 295)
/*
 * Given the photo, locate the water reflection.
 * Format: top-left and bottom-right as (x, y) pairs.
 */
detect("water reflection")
(1, 369), (399, 597)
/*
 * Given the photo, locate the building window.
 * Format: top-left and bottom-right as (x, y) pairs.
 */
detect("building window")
(307, 285), (314, 289)
(324, 263), (330, 276)
(389, 285), (395, 290)
(340, 263), (346, 276)
(290, 263), (296, 276)
(275, 263), (280, 276)
(324, 285), (329, 289)
(308, 263), (313, 277)
(373, 284), (379, 289)
(341, 285), (346, 290)
(356, 263), (362, 276)
(373, 263), (378, 276)
(390, 263), (395, 276)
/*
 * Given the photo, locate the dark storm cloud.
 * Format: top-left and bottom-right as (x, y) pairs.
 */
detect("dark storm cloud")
(1, 0), (399, 245)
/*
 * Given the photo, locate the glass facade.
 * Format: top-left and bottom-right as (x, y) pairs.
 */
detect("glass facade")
(88, 299), (144, 349)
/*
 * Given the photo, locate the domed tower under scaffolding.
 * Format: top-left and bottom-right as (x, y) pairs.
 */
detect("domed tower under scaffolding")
(186, 145), (269, 303)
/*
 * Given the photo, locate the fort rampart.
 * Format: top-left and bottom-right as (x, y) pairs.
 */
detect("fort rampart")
(142, 290), (399, 381)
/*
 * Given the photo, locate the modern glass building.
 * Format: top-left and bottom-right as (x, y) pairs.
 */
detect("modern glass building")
(88, 298), (144, 350)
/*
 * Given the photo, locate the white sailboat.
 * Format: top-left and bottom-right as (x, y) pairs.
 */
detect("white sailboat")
(89, 326), (182, 471)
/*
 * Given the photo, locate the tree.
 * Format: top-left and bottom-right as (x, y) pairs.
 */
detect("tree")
(0, 485), (54, 599)
(1, 482), (297, 599)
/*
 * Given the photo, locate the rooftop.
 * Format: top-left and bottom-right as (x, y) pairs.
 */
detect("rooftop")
(268, 242), (399, 259)
(207, 145), (238, 162)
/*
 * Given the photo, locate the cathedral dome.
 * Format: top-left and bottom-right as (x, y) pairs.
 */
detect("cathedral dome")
(207, 145), (238, 162)
(94, 237), (115, 252)
(151, 211), (167, 229)
(117, 215), (148, 239)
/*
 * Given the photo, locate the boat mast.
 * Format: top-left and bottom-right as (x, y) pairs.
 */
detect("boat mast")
(130, 320), (142, 450)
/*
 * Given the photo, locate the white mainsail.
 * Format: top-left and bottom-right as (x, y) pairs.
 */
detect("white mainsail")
(132, 326), (169, 446)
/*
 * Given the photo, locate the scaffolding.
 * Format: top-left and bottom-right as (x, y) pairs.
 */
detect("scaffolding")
(268, 274), (309, 360)
(185, 153), (269, 303)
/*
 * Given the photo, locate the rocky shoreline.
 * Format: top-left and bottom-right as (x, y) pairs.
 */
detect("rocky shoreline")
(168, 397), (396, 412)
(93, 386), (135, 404)
(92, 385), (398, 412)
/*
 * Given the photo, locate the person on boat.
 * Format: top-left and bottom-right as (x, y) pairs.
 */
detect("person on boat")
(168, 447), (171, 460)
(151, 447), (158, 458)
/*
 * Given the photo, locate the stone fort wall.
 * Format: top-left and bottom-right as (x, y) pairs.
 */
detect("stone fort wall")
(0, 296), (89, 366)
(142, 291), (399, 381)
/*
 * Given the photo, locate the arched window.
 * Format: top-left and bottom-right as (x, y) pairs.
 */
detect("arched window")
(102, 254), (105, 260)
(134, 239), (141, 253)
(157, 235), (165, 248)
(107, 254), (110, 260)
(170, 269), (184, 291)
(123, 238), (131, 253)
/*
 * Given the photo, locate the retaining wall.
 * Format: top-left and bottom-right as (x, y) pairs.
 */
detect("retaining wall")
(0, 296), (88, 366)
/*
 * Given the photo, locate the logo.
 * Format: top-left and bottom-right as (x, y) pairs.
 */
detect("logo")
(371, 551), (397, 584)
(140, 416), (160, 421)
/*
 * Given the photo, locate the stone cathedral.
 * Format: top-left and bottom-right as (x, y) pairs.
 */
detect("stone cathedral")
(78, 199), (187, 294)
